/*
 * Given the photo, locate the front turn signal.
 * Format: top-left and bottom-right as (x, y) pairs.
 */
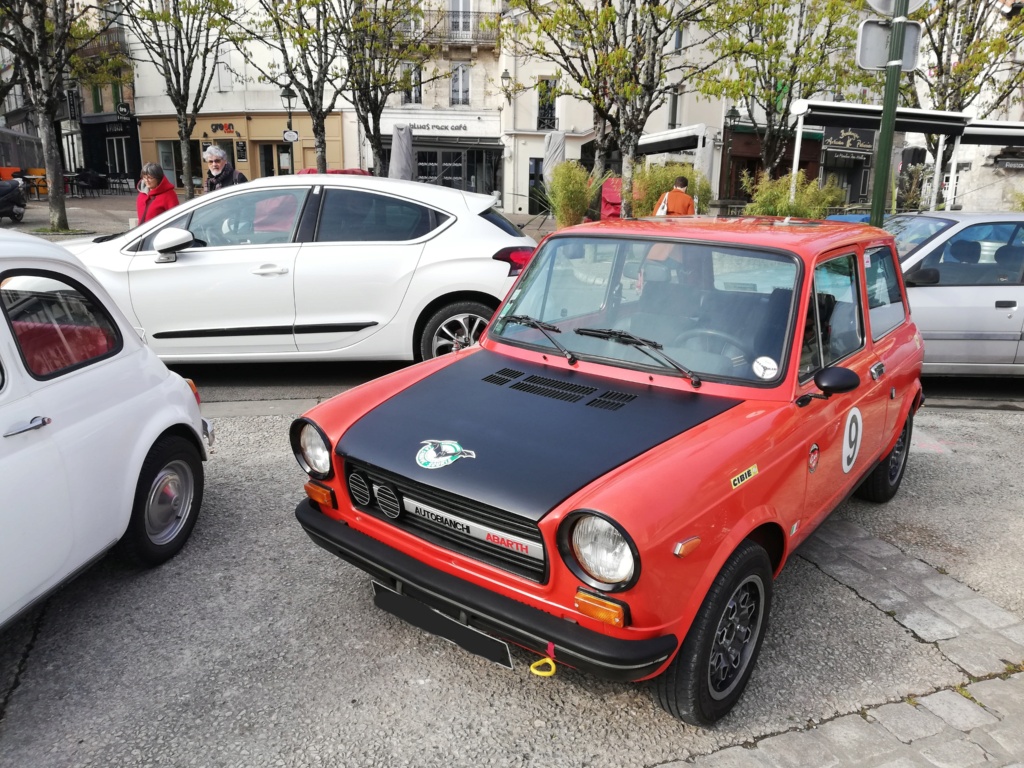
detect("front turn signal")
(574, 590), (627, 628)
(304, 481), (337, 510)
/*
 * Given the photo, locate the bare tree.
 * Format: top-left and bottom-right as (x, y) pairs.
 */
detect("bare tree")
(903, 0), (1024, 164)
(121, 0), (234, 199)
(502, 0), (718, 217)
(226, 0), (350, 173)
(695, 0), (870, 178)
(0, 0), (107, 229)
(336, 0), (444, 176)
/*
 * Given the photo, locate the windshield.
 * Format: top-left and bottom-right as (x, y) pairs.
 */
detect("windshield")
(491, 236), (800, 384)
(883, 215), (955, 261)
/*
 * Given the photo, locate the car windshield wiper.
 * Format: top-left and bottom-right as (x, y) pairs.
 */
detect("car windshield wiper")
(574, 327), (701, 387)
(505, 314), (578, 365)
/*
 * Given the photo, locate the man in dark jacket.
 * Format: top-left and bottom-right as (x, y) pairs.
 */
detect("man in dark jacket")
(203, 145), (247, 193)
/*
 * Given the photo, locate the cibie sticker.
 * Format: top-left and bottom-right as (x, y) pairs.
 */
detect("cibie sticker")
(730, 464), (758, 490)
(841, 408), (863, 474)
(752, 356), (779, 380)
(416, 440), (476, 469)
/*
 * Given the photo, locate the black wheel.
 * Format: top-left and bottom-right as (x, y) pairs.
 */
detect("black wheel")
(10, 209), (24, 223)
(674, 329), (751, 369)
(117, 435), (204, 566)
(855, 413), (912, 503)
(417, 300), (494, 360)
(655, 540), (772, 725)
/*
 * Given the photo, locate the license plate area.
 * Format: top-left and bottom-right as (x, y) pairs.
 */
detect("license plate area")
(372, 582), (513, 669)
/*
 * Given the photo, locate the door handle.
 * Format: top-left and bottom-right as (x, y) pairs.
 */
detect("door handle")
(995, 300), (1017, 309)
(251, 265), (289, 276)
(3, 415), (52, 438)
(869, 362), (885, 381)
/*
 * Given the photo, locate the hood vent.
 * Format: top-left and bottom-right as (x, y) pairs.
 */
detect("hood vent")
(586, 391), (638, 411)
(483, 367), (524, 386)
(510, 375), (598, 403)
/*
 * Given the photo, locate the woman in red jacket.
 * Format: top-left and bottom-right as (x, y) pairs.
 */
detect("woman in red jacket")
(136, 162), (180, 224)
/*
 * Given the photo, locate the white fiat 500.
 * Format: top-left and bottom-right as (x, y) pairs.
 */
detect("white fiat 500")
(1, 230), (213, 631)
(63, 175), (536, 363)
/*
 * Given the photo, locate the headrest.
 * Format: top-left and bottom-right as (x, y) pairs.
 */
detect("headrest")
(994, 245), (1024, 267)
(950, 240), (981, 264)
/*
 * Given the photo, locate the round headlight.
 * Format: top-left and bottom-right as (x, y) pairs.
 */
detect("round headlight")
(295, 421), (332, 477)
(571, 514), (635, 585)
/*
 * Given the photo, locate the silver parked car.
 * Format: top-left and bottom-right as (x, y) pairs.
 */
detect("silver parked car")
(889, 212), (1024, 375)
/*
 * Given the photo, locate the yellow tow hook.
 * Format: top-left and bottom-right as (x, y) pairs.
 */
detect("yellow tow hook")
(529, 643), (558, 677)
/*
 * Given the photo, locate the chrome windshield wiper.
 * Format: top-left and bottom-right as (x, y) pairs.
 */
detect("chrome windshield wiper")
(574, 327), (701, 387)
(505, 314), (578, 365)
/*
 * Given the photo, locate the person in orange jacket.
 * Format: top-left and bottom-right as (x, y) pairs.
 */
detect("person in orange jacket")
(654, 176), (695, 216)
(136, 163), (180, 224)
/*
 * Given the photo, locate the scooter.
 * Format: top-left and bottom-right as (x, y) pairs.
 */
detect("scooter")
(0, 178), (28, 223)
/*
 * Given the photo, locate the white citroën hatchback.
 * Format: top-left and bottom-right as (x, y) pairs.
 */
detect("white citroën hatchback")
(63, 175), (536, 363)
(1, 230), (213, 630)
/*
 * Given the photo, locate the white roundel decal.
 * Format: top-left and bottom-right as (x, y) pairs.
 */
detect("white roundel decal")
(842, 407), (863, 474)
(752, 356), (779, 380)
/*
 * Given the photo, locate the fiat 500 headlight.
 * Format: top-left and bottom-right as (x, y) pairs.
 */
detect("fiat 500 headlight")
(290, 418), (332, 479)
(559, 512), (639, 591)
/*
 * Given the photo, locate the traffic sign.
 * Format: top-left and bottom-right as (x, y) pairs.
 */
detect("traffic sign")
(856, 19), (923, 71)
(866, 0), (927, 14)
(283, 129), (299, 143)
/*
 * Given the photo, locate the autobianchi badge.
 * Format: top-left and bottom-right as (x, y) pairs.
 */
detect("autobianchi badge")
(416, 440), (476, 469)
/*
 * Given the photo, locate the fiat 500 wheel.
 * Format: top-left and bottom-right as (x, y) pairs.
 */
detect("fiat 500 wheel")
(655, 540), (772, 725)
(118, 435), (204, 566)
(418, 300), (494, 360)
(855, 413), (913, 503)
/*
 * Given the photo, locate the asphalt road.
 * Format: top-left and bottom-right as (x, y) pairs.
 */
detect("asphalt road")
(1, 365), (1022, 767)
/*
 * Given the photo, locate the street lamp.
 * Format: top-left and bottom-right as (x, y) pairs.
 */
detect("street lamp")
(724, 105), (740, 200)
(500, 69), (513, 105)
(280, 85), (297, 130)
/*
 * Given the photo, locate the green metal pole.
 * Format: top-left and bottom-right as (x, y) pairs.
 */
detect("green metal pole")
(869, 0), (909, 228)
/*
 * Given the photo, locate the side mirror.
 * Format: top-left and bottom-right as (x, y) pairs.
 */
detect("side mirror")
(814, 366), (860, 396)
(904, 267), (939, 287)
(151, 227), (195, 261)
(797, 366), (860, 407)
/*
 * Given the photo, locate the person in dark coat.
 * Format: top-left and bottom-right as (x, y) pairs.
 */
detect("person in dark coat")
(136, 162), (180, 224)
(203, 145), (247, 193)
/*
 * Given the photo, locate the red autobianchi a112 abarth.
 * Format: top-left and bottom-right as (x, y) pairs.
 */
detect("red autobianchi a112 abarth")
(292, 216), (924, 725)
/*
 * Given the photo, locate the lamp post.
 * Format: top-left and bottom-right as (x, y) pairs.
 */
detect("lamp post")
(280, 85), (297, 131)
(724, 105), (740, 200)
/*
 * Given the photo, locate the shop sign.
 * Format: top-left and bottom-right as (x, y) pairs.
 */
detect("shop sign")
(210, 122), (235, 134)
(235, 141), (248, 162)
(824, 127), (874, 153)
(116, 102), (132, 122)
(996, 158), (1024, 170)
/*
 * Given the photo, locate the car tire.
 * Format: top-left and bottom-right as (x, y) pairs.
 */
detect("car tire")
(118, 435), (204, 566)
(10, 210), (24, 223)
(654, 540), (772, 725)
(855, 413), (912, 503)
(418, 300), (494, 360)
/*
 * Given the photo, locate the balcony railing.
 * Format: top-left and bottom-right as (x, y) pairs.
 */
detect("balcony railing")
(399, 10), (500, 44)
(78, 26), (128, 59)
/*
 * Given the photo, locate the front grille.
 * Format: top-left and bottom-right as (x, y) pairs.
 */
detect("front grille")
(344, 458), (547, 582)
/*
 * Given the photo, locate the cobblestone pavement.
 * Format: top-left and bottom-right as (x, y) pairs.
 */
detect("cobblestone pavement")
(679, 516), (1024, 768)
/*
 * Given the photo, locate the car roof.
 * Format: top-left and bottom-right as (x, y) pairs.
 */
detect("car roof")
(887, 211), (1024, 222)
(221, 173), (497, 211)
(549, 216), (892, 258)
(0, 230), (94, 269)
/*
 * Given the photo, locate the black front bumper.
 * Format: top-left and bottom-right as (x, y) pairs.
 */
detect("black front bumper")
(296, 500), (678, 682)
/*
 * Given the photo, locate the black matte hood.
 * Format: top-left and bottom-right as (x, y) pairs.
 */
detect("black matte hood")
(336, 350), (741, 520)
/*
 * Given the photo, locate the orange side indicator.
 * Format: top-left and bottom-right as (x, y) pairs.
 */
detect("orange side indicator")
(574, 590), (626, 628)
(304, 481), (337, 509)
(673, 537), (701, 558)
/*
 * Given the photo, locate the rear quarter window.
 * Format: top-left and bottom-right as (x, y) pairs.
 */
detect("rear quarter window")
(480, 208), (523, 238)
